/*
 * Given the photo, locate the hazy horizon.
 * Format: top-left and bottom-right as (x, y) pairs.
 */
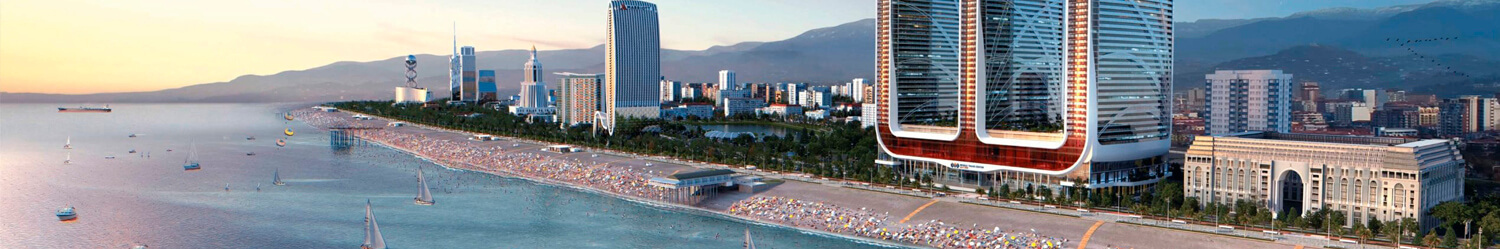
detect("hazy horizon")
(0, 0), (1450, 95)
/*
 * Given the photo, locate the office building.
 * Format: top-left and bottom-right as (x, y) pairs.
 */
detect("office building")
(603, 0), (662, 132)
(1185, 132), (1464, 230)
(718, 70), (736, 91)
(1341, 89), (1381, 109)
(556, 72), (605, 128)
(1205, 70), (1292, 135)
(1297, 82), (1320, 102)
(661, 103), (713, 120)
(518, 46), (548, 108)
(1372, 104), (1420, 129)
(1330, 102), (1373, 127)
(876, 0), (1173, 190)
(460, 46), (478, 102)
(478, 70), (498, 102)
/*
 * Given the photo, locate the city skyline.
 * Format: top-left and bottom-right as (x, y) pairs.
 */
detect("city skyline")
(0, 0), (1450, 95)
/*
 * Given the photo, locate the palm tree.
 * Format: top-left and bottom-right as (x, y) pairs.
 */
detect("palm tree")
(1354, 223), (1373, 245)
(1422, 232), (1441, 247)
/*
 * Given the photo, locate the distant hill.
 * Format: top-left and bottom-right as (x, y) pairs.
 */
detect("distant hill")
(1175, 45), (1500, 96)
(10, 0), (1500, 103)
(1, 19), (874, 103)
(1177, 0), (1500, 65)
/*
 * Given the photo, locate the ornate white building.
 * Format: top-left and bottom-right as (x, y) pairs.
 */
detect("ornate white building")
(1185, 132), (1465, 230)
(517, 46), (549, 108)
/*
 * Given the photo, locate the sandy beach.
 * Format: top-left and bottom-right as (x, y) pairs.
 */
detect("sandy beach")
(295, 107), (1305, 249)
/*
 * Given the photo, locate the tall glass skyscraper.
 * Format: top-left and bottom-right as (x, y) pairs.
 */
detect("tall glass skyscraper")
(604, 0), (662, 133)
(876, 0), (1173, 191)
(460, 46), (478, 102)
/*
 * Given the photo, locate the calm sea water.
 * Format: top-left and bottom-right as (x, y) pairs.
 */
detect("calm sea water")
(0, 104), (905, 249)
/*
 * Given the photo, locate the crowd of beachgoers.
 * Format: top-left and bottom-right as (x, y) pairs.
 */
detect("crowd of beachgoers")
(297, 109), (1070, 249)
(730, 196), (1068, 249)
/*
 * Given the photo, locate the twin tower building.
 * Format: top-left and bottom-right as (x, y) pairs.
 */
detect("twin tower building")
(443, 1), (661, 133)
(874, 0), (1175, 191)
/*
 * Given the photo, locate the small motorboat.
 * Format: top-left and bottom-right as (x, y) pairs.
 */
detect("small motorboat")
(128, 134), (139, 138)
(128, 149), (137, 154)
(56, 206), (77, 221)
(246, 152), (256, 156)
(247, 136), (256, 141)
(104, 155), (116, 159)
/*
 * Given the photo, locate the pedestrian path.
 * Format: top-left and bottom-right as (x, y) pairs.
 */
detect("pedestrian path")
(899, 199), (941, 224)
(1077, 221), (1104, 249)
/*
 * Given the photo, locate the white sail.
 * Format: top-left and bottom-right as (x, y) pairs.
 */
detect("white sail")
(744, 228), (755, 249)
(415, 168), (434, 205)
(362, 200), (387, 249)
(273, 169), (285, 185)
(64, 136), (71, 149)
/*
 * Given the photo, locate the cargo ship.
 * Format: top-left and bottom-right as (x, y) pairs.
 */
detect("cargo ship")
(58, 105), (111, 113)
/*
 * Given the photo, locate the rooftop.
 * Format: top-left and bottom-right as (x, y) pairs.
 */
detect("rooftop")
(668, 169), (735, 180)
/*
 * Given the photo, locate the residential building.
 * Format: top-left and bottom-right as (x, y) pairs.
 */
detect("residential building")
(1298, 82), (1320, 102)
(1418, 106), (1440, 127)
(1205, 70), (1293, 135)
(722, 98), (765, 117)
(661, 103), (713, 120)
(861, 102), (877, 128)
(604, 0), (662, 133)
(1372, 104), (1420, 129)
(718, 70), (736, 91)
(1440, 96), (1498, 136)
(660, 80), (680, 103)
(555, 72), (604, 128)
(449, 29), (463, 101)
(875, 0), (1173, 190)
(756, 104), (802, 117)
(852, 78), (868, 103)
(1185, 132), (1464, 230)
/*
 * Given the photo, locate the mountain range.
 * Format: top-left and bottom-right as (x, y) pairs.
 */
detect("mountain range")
(4, 0), (1498, 103)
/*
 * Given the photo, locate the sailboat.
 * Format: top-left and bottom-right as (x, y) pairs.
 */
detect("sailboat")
(64, 152), (71, 164)
(64, 136), (71, 149)
(414, 168), (434, 205)
(224, 183), (230, 192)
(744, 228), (756, 249)
(183, 144), (201, 170)
(256, 183), (261, 192)
(362, 199), (387, 249)
(273, 169), (286, 186)
(284, 128), (294, 136)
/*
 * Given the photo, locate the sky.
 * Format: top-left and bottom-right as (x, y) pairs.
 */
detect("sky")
(0, 0), (1445, 94)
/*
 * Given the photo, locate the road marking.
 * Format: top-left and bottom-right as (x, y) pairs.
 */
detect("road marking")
(899, 199), (941, 224)
(1077, 221), (1105, 249)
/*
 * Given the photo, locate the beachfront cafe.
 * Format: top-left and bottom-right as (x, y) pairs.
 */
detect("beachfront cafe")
(648, 169), (736, 205)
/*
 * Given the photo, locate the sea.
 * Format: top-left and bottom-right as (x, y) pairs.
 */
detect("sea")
(0, 103), (909, 249)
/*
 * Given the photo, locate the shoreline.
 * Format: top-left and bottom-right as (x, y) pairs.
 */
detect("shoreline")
(300, 108), (921, 249)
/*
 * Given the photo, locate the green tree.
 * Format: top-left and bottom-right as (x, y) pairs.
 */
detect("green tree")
(1481, 212), (1500, 247)
(1444, 229), (1459, 248)
(1367, 217), (1384, 237)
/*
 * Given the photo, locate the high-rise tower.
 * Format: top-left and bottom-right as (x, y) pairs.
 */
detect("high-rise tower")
(876, 0), (1173, 190)
(603, 0), (662, 133)
(518, 46), (548, 108)
(718, 70), (736, 91)
(449, 25), (462, 101)
(460, 46), (478, 102)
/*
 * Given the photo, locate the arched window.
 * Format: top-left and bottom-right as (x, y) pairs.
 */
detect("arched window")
(1393, 184), (1406, 209)
(1353, 180), (1362, 204)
